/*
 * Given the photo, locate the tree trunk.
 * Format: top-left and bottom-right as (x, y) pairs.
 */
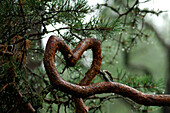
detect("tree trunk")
(124, 51), (152, 76)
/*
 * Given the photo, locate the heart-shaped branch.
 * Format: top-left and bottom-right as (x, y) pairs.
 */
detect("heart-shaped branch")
(44, 35), (102, 112)
(44, 35), (170, 108)
(44, 35), (102, 85)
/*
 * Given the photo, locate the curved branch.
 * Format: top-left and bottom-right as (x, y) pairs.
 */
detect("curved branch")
(43, 35), (170, 106)
(44, 35), (102, 85)
(44, 35), (102, 112)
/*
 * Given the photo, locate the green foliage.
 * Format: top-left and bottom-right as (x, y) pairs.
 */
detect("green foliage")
(118, 72), (165, 94)
(0, 0), (167, 113)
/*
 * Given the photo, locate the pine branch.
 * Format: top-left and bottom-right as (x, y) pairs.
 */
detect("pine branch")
(44, 36), (170, 108)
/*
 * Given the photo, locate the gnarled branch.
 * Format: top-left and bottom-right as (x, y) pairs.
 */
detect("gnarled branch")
(43, 36), (170, 112)
(44, 35), (102, 112)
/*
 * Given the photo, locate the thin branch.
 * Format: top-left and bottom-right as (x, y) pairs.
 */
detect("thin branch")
(119, 0), (139, 17)
(88, 95), (120, 110)
(100, 0), (139, 18)
(100, 4), (120, 15)
(112, 14), (128, 60)
(0, 51), (13, 56)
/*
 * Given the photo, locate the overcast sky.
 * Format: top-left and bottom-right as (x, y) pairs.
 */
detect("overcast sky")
(88, 0), (170, 12)
(139, 0), (170, 11)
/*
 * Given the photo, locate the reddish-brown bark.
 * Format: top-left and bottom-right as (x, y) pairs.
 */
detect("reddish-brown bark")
(43, 35), (170, 112)
(73, 36), (102, 113)
(43, 35), (102, 112)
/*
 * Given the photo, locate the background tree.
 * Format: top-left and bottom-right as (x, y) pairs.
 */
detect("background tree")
(0, 0), (169, 113)
(144, 16), (170, 113)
